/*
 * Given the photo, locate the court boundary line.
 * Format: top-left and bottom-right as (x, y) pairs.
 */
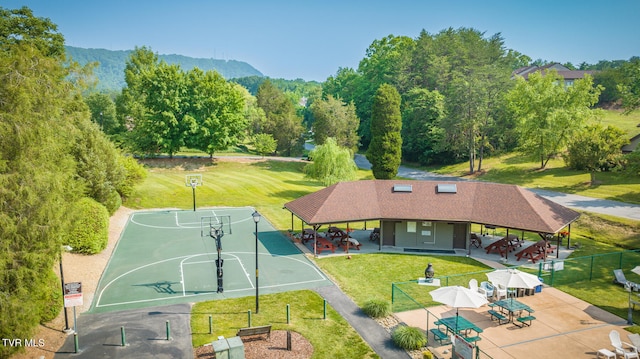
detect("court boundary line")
(94, 252), (328, 309)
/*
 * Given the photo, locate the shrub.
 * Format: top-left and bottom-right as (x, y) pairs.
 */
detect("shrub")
(392, 325), (427, 350)
(362, 298), (391, 318)
(117, 155), (147, 198)
(64, 197), (109, 254)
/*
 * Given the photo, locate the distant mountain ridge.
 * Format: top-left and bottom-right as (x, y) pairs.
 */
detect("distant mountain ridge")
(65, 46), (264, 91)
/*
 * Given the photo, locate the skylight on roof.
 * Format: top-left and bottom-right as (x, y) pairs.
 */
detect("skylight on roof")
(437, 184), (457, 193)
(393, 184), (413, 192)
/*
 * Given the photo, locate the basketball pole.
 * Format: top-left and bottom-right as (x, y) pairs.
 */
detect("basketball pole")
(192, 184), (196, 211)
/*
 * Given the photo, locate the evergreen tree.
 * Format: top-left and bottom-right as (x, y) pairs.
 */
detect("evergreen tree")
(367, 84), (402, 179)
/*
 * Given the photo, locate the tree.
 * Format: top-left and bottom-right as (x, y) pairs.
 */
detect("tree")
(0, 8), (83, 356)
(85, 92), (118, 134)
(310, 95), (360, 154)
(253, 133), (277, 157)
(185, 68), (247, 157)
(506, 70), (602, 168)
(304, 138), (357, 186)
(565, 124), (627, 184)
(618, 58), (640, 113)
(367, 84), (403, 179)
(255, 80), (304, 156)
(401, 88), (445, 165)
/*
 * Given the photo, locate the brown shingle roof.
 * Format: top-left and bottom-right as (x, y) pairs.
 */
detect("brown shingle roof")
(284, 180), (580, 233)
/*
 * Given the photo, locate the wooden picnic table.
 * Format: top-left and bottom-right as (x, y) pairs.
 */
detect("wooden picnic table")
(327, 226), (347, 241)
(485, 235), (519, 257)
(315, 237), (336, 254)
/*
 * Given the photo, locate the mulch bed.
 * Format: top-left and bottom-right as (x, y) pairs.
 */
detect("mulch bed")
(194, 330), (313, 359)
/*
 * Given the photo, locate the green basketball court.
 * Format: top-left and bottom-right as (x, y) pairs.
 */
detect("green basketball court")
(90, 207), (331, 313)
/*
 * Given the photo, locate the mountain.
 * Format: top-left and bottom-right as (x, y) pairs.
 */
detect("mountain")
(65, 46), (264, 91)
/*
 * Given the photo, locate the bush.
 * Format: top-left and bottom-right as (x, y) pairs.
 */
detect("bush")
(362, 298), (391, 318)
(64, 197), (109, 254)
(392, 325), (427, 350)
(117, 155), (147, 198)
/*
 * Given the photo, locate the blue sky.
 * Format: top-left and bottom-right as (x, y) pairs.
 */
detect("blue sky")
(4, 0), (639, 81)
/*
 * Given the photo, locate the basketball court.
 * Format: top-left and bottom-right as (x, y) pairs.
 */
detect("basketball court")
(90, 206), (332, 313)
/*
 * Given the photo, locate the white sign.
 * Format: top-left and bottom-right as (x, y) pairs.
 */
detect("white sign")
(453, 334), (473, 359)
(64, 282), (83, 308)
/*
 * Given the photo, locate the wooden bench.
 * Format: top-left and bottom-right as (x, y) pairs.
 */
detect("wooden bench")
(515, 315), (536, 327)
(488, 309), (508, 325)
(236, 325), (272, 340)
(429, 328), (451, 345)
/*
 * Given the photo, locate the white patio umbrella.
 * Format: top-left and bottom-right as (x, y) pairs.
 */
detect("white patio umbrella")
(429, 285), (489, 315)
(430, 285), (488, 334)
(631, 266), (640, 276)
(486, 268), (542, 289)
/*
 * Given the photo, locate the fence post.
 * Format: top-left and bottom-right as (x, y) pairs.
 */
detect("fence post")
(286, 304), (290, 324)
(120, 326), (126, 347)
(209, 315), (213, 334)
(323, 299), (327, 320)
(166, 320), (171, 341)
(248, 310), (252, 327)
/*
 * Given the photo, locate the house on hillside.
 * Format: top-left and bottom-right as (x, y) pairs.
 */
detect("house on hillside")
(622, 133), (640, 153)
(512, 63), (596, 86)
(284, 180), (580, 253)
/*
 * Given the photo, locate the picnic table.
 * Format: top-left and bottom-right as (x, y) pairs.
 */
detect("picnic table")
(493, 298), (532, 323)
(314, 237), (336, 254)
(434, 315), (483, 339)
(301, 229), (319, 243)
(340, 236), (361, 251)
(327, 226), (348, 241)
(484, 234), (520, 257)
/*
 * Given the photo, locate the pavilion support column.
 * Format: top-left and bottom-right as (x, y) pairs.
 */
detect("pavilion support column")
(505, 228), (509, 261)
(567, 224), (571, 249)
(291, 213), (294, 232)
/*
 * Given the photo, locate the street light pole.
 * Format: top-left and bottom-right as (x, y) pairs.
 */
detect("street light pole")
(252, 211), (261, 314)
(59, 245), (73, 334)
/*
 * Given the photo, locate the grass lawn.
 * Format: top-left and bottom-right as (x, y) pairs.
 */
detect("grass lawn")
(124, 158), (372, 230)
(191, 290), (378, 359)
(315, 253), (493, 308)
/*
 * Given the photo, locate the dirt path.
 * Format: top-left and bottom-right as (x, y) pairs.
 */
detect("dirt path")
(12, 206), (133, 359)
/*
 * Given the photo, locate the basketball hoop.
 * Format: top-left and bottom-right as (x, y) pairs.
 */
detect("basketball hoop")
(185, 174), (203, 211)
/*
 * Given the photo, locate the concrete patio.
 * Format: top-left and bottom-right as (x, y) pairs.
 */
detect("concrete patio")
(396, 287), (630, 358)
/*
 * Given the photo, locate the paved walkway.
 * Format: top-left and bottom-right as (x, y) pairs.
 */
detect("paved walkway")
(313, 285), (411, 359)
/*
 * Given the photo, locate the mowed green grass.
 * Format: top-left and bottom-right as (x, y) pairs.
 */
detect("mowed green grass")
(191, 290), (378, 359)
(125, 159), (372, 230)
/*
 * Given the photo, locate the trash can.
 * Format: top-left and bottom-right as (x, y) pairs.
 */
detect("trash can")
(535, 277), (544, 293)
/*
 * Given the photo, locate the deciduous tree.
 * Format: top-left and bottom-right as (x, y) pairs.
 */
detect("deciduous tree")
(565, 124), (627, 184)
(310, 95), (360, 154)
(304, 138), (357, 186)
(506, 70), (601, 169)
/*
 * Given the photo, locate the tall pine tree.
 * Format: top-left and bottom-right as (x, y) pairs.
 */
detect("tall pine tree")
(367, 84), (402, 179)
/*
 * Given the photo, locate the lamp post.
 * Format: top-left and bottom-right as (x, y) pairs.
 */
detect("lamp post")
(252, 211), (261, 314)
(59, 245), (73, 334)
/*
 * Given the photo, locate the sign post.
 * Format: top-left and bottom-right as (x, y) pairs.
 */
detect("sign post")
(64, 282), (83, 333)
